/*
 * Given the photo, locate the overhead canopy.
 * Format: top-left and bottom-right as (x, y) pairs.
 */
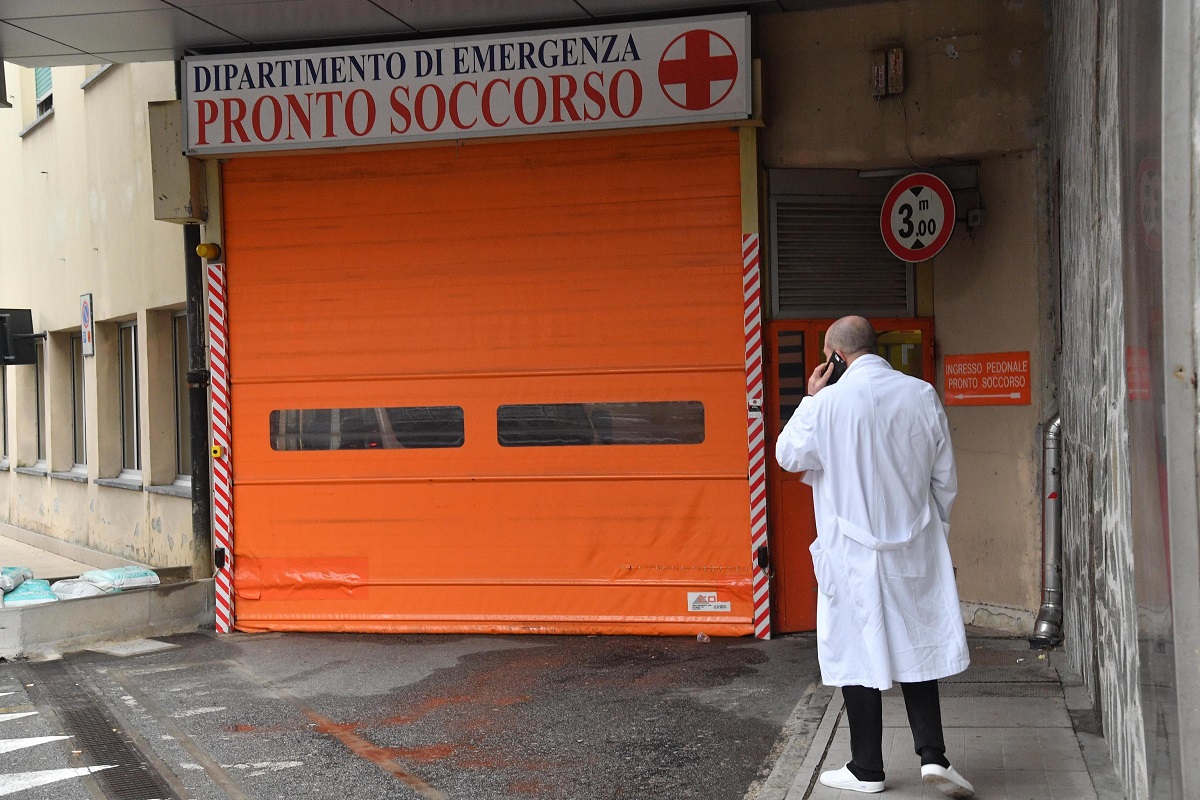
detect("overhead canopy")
(0, 0), (880, 67)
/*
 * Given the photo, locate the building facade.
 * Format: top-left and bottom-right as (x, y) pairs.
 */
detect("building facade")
(0, 61), (196, 570)
(0, 1), (1196, 797)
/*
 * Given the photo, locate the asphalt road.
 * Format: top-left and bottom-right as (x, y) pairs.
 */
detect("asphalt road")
(1, 631), (823, 800)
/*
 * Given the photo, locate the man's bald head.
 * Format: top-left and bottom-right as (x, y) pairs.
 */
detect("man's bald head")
(826, 316), (878, 359)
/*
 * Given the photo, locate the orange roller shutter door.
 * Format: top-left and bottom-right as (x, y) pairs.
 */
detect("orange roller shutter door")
(223, 127), (755, 635)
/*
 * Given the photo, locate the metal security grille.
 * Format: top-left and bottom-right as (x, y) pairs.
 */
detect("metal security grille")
(770, 196), (912, 318)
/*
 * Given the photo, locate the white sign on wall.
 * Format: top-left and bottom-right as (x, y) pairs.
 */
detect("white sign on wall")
(182, 14), (751, 155)
(80, 293), (94, 356)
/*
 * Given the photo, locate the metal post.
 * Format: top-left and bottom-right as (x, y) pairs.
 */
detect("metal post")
(1030, 413), (1063, 647)
(184, 223), (213, 578)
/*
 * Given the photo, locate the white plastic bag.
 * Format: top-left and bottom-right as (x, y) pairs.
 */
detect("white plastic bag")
(1, 566), (34, 593)
(51, 578), (114, 600)
(80, 566), (160, 592)
(3, 579), (58, 607)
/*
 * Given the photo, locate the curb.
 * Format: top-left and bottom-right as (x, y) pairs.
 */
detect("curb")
(0, 579), (215, 660)
(1050, 650), (1128, 800)
(751, 684), (841, 800)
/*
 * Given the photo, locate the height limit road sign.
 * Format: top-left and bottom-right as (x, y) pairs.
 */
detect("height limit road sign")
(880, 172), (956, 262)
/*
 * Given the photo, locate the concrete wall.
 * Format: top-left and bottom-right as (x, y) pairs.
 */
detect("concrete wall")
(758, 0), (1045, 169)
(1049, 0), (1189, 797)
(0, 62), (192, 568)
(758, 0), (1052, 625)
(930, 151), (1051, 619)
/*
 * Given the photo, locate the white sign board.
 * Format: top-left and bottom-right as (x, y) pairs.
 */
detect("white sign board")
(182, 14), (750, 155)
(80, 293), (94, 356)
(880, 172), (956, 262)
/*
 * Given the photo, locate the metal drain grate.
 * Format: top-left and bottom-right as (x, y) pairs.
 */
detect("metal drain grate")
(23, 660), (181, 800)
(938, 682), (1064, 698)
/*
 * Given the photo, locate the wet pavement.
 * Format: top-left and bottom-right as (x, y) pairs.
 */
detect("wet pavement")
(1, 631), (824, 799)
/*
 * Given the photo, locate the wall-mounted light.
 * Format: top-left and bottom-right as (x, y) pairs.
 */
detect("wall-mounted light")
(196, 242), (222, 260)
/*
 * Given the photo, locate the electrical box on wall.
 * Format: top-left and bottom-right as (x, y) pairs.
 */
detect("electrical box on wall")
(887, 48), (905, 95)
(871, 47), (905, 98)
(871, 50), (888, 97)
(0, 308), (38, 365)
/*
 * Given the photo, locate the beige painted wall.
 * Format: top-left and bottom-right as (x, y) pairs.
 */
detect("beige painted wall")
(931, 152), (1048, 614)
(758, 1), (1051, 622)
(758, 0), (1046, 169)
(0, 62), (193, 568)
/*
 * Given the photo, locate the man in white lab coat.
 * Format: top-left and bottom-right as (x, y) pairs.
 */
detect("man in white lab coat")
(775, 316), (974, 798)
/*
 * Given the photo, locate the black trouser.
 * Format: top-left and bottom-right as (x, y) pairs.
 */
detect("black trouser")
(841, 680), (951, 782)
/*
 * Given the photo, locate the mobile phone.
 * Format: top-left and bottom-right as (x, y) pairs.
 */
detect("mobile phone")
(826, 353), (848, 385)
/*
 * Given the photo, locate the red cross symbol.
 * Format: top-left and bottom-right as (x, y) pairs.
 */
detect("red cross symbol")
(658, 29), (739, 111)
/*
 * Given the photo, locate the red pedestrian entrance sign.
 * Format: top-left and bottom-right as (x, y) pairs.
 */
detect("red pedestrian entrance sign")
(880, 173), (956, 262)
(943, 351), (1031, 406)
(658, 29), (739, 111)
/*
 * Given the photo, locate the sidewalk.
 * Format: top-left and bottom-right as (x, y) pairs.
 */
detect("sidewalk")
(0, 521), (150, 580)
(0, 532), (101, 580)
(765, 636), (1126, 800)
(0, 524), (215, 660)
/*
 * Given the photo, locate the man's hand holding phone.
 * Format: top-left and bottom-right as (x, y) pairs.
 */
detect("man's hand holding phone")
(809, 353), (848, 395)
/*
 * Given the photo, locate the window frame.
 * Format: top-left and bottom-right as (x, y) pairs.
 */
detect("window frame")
(117, 321), (141, 478)
(0, 366), (8, 467)
(171, 311), (192, 483)
(70, 332), (86, 469)
(33, 339), (46, 468)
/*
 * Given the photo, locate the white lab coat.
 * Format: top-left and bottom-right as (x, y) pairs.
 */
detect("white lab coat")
(775, 354), (969, 690)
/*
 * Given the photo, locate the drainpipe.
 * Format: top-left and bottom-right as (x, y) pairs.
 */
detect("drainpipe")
(1030, 413), (1063, 647)
(185, 223), (213, 579)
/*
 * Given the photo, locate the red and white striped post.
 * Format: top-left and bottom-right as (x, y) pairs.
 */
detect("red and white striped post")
(743, 233), (771, 639)
(207, 262), (234, 633)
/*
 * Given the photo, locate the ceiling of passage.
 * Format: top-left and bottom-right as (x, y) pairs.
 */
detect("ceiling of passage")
(0, 0), (882, 67)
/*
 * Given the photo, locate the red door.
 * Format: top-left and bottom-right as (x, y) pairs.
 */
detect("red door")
(766, 318), (936, 633)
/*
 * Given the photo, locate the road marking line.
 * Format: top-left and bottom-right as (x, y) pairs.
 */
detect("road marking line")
(0, 766), (116, 797)
(109, 671), (253, 800)
(180, 761), (303, 772)
(0, 712), (37, 724)
(174, 706), (226, 717)
(0, 735), (70, 754)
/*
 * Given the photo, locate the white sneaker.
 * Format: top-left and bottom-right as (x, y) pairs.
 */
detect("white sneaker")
(921, 764), (975, 797)
(819, 764), (885, 794)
